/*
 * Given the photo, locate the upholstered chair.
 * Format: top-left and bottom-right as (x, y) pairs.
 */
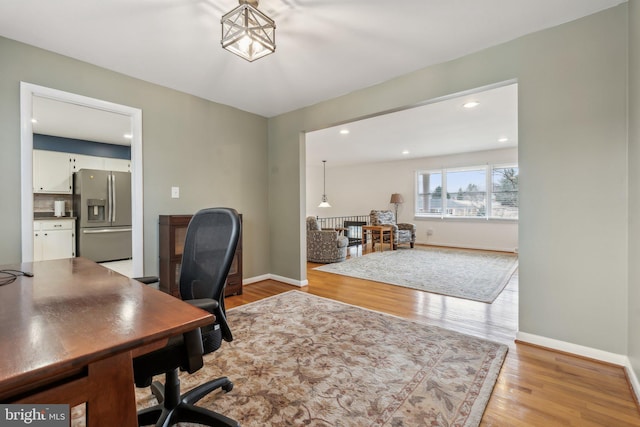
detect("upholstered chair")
(369, 210), (416, 250)
(306, 216), (349, 263)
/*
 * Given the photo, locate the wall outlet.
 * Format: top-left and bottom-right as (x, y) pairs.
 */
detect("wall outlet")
(171, 186), (180, 199)
(426, 229), (433, 236)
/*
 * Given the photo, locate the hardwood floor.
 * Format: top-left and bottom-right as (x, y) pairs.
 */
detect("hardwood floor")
(225, 245), (640, 426)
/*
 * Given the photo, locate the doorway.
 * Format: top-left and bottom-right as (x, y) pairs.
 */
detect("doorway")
(20, 82), (144, 277)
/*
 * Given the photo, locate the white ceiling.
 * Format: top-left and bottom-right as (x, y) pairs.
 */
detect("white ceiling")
(306, 82), (518, 167)
(32, 96), (133, 145)
(0, 0), (625, 118)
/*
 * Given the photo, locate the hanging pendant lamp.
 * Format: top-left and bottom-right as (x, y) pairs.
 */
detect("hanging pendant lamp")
(318, 160), (331, 208)
(221, 0), (276, 62)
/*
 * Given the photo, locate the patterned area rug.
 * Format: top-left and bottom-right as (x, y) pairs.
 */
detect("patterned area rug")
(314, 247), (518, 303)
(133, 291), (508, 426)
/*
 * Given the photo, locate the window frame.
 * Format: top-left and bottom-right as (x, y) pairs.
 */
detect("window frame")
(415, 163), (518, 220)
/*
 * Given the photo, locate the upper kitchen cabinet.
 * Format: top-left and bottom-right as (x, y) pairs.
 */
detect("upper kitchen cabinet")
(104, 157), (131, 172)
(33, 149), (72, 194)
(72, 153), (104, 172)
(72, 154), (131, 173)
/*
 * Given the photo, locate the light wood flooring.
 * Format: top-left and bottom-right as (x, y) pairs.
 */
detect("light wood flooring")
(225, 245), (640, 426)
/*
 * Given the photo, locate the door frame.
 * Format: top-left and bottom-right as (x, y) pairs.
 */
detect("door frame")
(20, 82), (144, 277)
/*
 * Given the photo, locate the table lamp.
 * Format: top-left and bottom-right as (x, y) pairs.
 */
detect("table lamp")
(390, 193), (404, 220)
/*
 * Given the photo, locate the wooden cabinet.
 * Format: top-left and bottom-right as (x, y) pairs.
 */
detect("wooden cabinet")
(158, 214), (242, 298)
(33, 150), (73, 194)
(33, 219), (76, 261)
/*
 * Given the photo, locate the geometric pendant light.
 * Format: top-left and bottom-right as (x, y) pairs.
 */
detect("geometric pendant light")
(221, 0), (276, 62)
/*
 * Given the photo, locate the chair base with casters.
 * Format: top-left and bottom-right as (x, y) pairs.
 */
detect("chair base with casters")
(137, 369), (237, 427)
(134, 324), (239, 427)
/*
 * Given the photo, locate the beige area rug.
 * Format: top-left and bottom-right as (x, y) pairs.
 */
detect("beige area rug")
(314, 247), (518, 303)
(131, 291), (508, 426)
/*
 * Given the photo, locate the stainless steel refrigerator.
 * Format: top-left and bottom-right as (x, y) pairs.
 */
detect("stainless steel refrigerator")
(73, 169), (132, 262)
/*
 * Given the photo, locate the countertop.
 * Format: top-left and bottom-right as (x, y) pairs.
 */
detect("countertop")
(33, 213), (77, 220)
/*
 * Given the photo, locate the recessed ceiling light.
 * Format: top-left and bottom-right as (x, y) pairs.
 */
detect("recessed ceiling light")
(31, 118), (38, 124)
(498, 137), (509, 143)
(339, 129), (350, 135)
(123, 133), (133, 139)
(402, 150), (410, 155)
(463, 101), (480, 109)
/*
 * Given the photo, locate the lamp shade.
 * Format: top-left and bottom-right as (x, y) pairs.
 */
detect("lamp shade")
(390, 193), (404, 204)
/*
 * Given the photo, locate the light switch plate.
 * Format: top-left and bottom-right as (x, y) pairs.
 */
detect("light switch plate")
(171, 186), (180, 199)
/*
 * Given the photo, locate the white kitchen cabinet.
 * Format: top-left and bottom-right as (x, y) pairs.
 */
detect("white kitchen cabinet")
(104, 158), (131, 172)
(33, 219), (76, 261)
(33, 150), (73, 194)
(72, 154), (105, 173)
(72, 155), (131, 173)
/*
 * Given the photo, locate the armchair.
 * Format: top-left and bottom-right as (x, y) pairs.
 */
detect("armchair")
(306, 216), (349, 263)
(369, 210), (416, 250)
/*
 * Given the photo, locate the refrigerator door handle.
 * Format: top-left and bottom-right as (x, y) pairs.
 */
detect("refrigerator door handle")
(107, 173), (113, 223)
(112, 173), (117, 223)
(82, 227), (132, 234)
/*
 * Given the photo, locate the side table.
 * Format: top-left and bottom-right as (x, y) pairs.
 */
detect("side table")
(362, 225), (394, 252)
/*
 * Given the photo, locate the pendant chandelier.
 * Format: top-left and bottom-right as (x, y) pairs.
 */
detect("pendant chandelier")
(221, 0), (276, 62)
(318, 160), (331, 208)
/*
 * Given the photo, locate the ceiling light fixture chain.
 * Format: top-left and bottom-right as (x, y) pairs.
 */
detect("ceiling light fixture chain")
(221, 0), (276, 62)
(318, 160), (331, 208)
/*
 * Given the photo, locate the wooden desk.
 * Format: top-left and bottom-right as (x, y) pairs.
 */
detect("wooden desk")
(362, 225), (394, 251)
(0, 257), (214, 426)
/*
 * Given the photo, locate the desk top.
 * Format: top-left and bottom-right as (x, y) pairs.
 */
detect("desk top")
(0, 257), (213, 400)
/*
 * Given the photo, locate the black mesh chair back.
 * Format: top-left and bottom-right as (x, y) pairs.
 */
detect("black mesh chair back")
(179, 208), (240, 346)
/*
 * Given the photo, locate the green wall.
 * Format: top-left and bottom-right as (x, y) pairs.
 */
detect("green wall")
(269, 5), (629, 354)
(628, 0), (640, 380)
(0, 36), (270, 278)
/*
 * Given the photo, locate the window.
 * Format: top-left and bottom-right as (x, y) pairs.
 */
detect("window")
(491, 166), (519, 218)
(416, 164), (518, 219)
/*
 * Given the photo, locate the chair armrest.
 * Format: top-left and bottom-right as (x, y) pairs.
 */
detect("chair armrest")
(309, 229), (339, 240)
(397, 223), (416, 232)
(186, 298), (219, 314)
(133, 276), (159, 285)
(183, 328), (205, 374)
(337, 236), (349, 248)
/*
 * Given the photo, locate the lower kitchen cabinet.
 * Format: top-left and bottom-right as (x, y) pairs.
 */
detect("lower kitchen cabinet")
(33, 219), (76, 261)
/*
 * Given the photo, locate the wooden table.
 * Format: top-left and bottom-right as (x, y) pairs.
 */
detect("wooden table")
(0, 257), (214, 426)
(362, 225), (394, 251)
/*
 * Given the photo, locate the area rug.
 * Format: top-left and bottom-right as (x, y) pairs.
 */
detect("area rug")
(133, 291), (508, 427)
(314, 247), (518, 303)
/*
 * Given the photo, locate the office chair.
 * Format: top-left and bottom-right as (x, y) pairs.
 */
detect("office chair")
(133, 207), (241, 427)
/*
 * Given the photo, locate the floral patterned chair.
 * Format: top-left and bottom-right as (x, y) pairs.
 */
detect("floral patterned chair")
(369, 210), (416, 250)
(306, 216), (349, 263)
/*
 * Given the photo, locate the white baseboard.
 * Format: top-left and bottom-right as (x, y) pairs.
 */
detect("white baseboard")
(517, 332), (640, 402)
(242, 274), (271, 285)
(415, 240), (518, 253)
(243, 274), (308, 287)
